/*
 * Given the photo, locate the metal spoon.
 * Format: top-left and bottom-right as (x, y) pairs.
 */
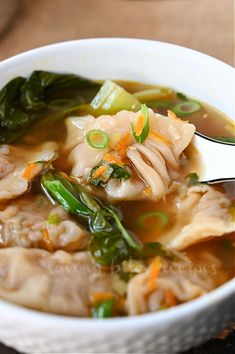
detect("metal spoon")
(193, 132), (235, 184)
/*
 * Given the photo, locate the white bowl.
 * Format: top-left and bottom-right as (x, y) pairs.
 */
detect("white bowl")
(0, 38), (234, 354)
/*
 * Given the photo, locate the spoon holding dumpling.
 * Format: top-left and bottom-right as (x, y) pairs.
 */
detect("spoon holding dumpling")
(193, 132), (235, 183)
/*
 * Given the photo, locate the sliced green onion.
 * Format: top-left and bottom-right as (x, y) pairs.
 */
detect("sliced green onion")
(131, 104), (150, 143)
(172, 101), (201, 117)
(47, 213), (62, 225)
(187, 172), (199, 186)
(89, 162), (131, 187)
(86, 129), (110, 149)
(136, 211), (169, 230)
(214, 136), (235, 144)
(92, 298), (115, 318)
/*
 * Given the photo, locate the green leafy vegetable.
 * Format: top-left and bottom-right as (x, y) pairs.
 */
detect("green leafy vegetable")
(41, 170), (142, 265)
(90, 80), (141, 115)
(92, 298), (115, 318)
(131, 104), (150, 143)
(88, 162), (131, 187)
(214, 136), (235, 144)
(172, 101), (201, 117)
(136, 211), (169, 230)
(176, 92), (188, 101)
(187, 172), (199, 185)
(20, 70), (100, 110)
(86, 129), (110, 149)
(89, 232), (132, 266)
(0, 71), (100, 144)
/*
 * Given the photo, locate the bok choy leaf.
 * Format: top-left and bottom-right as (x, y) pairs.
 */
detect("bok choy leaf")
(0, 71), (100, 144)
(41, 170), (142, 265)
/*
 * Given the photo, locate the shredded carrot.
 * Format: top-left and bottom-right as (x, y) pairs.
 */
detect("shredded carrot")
(167, 109), (187, 122)
(42, 229), (54, 252)
(91, 292), (113, 304)
(23, 163), (38, 180)
(92, 165), (109, 179)
(143, 187), (152, 197)
(113, 132), (132, 157)
(164, 289), (177, 308)
(147, 256), (161, 293)
(149, 131), (171, 145)
(134, 114), (145, 136)
(103, 153), (124, 167)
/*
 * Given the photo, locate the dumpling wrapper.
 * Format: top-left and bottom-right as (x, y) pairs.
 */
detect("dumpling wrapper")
(157, 184), (234, 250)
(0, 142), (58, 202)
(68, 109), (196, 201)
(0, 248), (114, 316)
(0, 194), (87, 251)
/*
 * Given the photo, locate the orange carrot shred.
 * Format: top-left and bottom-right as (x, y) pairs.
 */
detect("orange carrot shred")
(113, 132), (132, 157)
(23, 163), (38, 180)
(134, 114), (145, 136)
(149, 131), (171, 145)
(103, 153), (124, 167)
(164, 290), (177, 308)
(147, 256), (161, 293)
(42, 229), (54, 252)
(91, 292), (113, 304)
(167, 110), (186, 122)
(92, 165), (109, 179)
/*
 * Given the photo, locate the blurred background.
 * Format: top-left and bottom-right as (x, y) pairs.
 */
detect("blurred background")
(0, 0), (234, 65)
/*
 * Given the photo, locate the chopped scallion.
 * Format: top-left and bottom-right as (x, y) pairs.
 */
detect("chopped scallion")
(187, 172), (199, 185)
(86, 129), (110, 149)
(136, 211), (169, 230)
(131, 104), (149, 143)
(172, 101), (201, 117)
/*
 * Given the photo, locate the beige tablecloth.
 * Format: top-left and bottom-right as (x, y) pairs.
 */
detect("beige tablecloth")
(0, 0), (234, 65)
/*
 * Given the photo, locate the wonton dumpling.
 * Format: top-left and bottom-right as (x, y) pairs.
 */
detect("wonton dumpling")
(0, 195), (87, 251)
(0, 142), (58, 202)
(0, 248), (114, 316)
(157, 184), (234, 250)
(68, 109), (195, 201)
(127, 252), (227, 315)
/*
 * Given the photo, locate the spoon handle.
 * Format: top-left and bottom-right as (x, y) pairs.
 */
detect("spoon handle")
(193, 133), (235, 184)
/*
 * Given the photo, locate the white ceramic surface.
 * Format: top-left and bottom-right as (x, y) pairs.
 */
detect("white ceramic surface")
(0, 38), (234, 354)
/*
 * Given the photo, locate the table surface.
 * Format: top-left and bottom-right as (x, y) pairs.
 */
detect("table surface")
(0, 0), (234, 352)
(0, 0), (234, 65)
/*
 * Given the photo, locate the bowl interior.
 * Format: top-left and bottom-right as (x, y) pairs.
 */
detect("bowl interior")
(0, 38), (234, 119)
